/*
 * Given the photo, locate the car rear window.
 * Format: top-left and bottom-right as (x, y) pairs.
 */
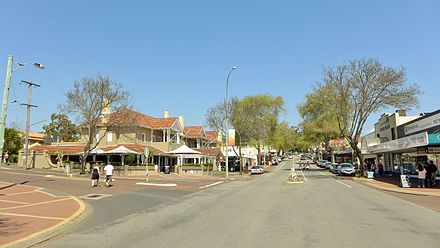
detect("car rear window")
(340, 164), (352, 168)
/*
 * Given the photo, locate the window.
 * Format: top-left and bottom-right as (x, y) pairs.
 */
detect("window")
(107, 132), (113, 142)
(141, 133), (146, 143)
(95, 133), (100, 142)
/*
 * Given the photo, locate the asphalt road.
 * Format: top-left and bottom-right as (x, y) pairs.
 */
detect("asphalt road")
(40, 158), (440, 248)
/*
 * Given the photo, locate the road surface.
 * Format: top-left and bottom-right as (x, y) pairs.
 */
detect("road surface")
(40, 159), (440, 248)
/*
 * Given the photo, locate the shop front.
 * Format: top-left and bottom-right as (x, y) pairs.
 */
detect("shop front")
(369, 132), (440, 177)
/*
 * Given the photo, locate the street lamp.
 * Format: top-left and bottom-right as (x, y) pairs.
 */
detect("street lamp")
(225, 65), (237, 179)
(0, 55), (44, 165)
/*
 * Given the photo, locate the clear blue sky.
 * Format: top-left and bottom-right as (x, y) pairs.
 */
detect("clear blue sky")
(1, 0), (439, 134)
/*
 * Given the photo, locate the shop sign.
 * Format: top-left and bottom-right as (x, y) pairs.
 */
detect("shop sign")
(417, 147), (427, 154)
(369, 132), (428, 153)
(428, 134), (440, 145)
(427, 147), (440, 154)
(404, 112), (440, 135)
(400, 175), (411, 188)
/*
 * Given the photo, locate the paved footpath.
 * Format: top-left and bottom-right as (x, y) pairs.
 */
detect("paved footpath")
(0, 181), (85, 247)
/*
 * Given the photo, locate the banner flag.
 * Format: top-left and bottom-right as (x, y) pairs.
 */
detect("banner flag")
(228, 129), (236, 146)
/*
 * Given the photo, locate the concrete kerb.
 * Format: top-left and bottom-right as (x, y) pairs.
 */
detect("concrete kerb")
(352, 177), (440, 197)
(5, 197), (91, 248)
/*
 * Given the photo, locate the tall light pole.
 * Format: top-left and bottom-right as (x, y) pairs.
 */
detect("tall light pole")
(225, 65), (237, 179)
(0, 55), (44, 165)
(21, 80), (41, 169)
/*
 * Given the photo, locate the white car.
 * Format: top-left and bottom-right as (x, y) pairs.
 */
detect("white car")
(250, 166), (264, 174)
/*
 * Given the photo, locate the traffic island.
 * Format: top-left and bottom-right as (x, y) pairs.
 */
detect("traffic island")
(0, 182), (88, 248)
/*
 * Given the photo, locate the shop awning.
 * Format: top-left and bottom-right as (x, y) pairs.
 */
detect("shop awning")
(368, 132), (435, 153)
(105, 146), (141, 155)
(166, 145), (201, 154)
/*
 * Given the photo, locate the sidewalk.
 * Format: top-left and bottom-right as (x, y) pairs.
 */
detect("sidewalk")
(0, 181), (87, 247)
(1, 165), (252, 182)
(354, 176), (440, 197)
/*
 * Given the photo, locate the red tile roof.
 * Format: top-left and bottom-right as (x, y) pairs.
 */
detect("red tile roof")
(205, 131), (218, 142)
(29, 132), (46, 140)
(30, 144), (86, 154)
(99, 109), (179, 129)
(30, 143), (166, 156)
(184, 126), (204, 138)
(194, 148), (222, 157)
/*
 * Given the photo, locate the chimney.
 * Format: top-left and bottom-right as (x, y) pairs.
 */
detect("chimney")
(164, 110), (169, 118)
(178, 116), (184, 128)
(102, 98), (110, 124)
(396, 109), (406, 116)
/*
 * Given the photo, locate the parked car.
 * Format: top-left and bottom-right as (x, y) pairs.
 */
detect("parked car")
(250, 166), (264, 174)
(330, 163), (340, 173)
(338, 163), (355, 176)
(318, 160), (329, 167)
(324, 161), (332, 169)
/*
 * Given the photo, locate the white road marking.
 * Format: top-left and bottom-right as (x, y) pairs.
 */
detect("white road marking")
(45, 175), (54, 177)
(335, 179), (352, 188)
(199, 181), (224, 189)
(136, 182), (177, 187)
(301, 170), (308, 182)
(318, 171), (327, 176)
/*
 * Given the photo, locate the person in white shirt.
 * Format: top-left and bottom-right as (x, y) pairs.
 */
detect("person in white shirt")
(104, 163), (114, 188)
(416, 163), (426, 188)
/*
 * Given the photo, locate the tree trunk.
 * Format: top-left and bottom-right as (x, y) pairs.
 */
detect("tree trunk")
(350, 141), (363, 176)
(239, 145), (243, 175)
(257, 146), (262, 165)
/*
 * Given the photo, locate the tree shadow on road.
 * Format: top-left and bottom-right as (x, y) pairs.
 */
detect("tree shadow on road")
(0, 217), (27, 237)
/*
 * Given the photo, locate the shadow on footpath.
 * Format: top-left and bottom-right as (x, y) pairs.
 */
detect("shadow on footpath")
(0, 217), (27, 237)
(0, 181), (30, 191)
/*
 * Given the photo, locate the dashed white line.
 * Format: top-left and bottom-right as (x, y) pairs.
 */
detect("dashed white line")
(335, 179), (352, 188)
(199, 181), (224, 189)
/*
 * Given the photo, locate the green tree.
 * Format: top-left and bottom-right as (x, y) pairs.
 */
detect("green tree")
(43, 113), (80, 143)
(298, 84), (340, 151)
(4, 128), (23, 155)
(270, 122), (297, 152)
(233, 94), (284, 165)
(322, 58), (420, 172)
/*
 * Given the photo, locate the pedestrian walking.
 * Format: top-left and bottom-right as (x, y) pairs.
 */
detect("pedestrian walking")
(371, 163), (376, 175)
(378, 162), (384, 177)
(426, 161), (438, 187)
(416, 163), (426, 188)
(104, 162), (114, 188)
(3, 151), (9, 165)
(91, 164), (100, 187)
(367, 162), (372, 172)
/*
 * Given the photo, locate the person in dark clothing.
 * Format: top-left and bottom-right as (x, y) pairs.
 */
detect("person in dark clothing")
(367, 162), (372, 172)
(91, 164), (100, 187)
(378, 162), (384, 177)
(425, 161), (438, 188)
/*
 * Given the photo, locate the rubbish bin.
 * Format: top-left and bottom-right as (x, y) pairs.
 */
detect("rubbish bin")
(164, 165), (170, 174)
(367, 171), (374, 179)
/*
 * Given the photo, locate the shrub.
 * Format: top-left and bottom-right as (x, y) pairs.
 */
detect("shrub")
(10, 154), (18, 163)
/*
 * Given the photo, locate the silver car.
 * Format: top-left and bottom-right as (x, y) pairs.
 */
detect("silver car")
(330, 163), (340, 173)
(250, 166), (264, 174)
(338, 163), (355, 176)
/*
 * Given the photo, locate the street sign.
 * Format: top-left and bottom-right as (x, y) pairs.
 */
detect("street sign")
(400, 175), (411, 188)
